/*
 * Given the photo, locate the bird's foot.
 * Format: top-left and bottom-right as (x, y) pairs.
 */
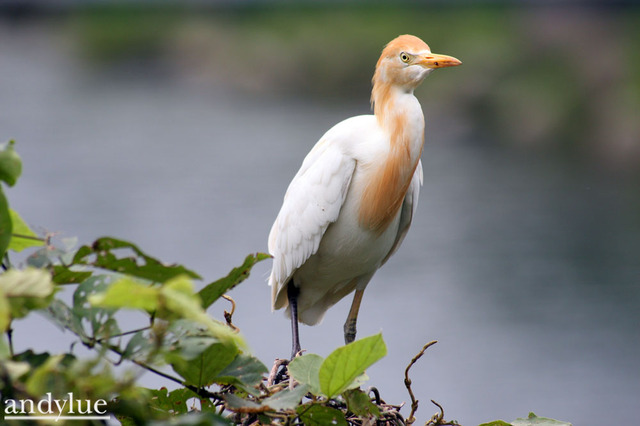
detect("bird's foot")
(343, 319), (357, 344)
(290, 345), (302, 361)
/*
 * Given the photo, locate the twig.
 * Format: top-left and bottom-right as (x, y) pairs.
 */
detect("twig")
(10, 233), (46, 242)
(6, 328), (14, 357)
(93, 326), (152, 343)
(267, 358), (288, 386)
(222, 295), (239, 332)
(368, 386), (382, 405)
(403, 340), (438, 425)
(426, 400), (445, 425)
(426, 399), (460, 426)
(100, 342), (182, 385)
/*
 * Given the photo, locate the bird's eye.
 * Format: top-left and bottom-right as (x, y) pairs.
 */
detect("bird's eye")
(400, 52), (411, 63)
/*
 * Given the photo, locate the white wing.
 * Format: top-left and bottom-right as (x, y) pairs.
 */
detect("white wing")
(381, 159), (423, 265)
(268, 136), (356, 309)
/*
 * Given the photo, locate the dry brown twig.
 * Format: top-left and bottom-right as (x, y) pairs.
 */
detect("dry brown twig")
(426, 399), (460, 426)
(403, 340), (438, 425)
(267, 358), (288, 387)
(221, 294), (239, 331)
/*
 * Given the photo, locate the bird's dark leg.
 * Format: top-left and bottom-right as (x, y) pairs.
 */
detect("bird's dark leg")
(343, 289), (365, 344)
(288, 283), (302, 359)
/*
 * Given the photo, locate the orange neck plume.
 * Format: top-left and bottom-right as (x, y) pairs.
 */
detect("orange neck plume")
(359, 75), (424, 234)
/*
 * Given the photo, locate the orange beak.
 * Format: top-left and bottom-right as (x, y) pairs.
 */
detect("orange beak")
(418, 52), (462, 69)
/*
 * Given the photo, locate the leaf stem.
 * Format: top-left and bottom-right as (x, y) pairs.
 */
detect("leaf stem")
(11, 233), (46, 242)
(93, 326), (152, 343)
(6, 327), (14, 357)
(100, 341), (223, 401)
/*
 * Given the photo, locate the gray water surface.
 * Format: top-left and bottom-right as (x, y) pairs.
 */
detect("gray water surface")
(2, 23), (639, 425)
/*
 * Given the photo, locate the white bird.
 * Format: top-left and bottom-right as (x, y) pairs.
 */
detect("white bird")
(268, 35), (461, 357)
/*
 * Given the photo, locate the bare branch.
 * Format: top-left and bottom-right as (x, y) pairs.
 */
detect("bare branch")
(403, 340), (438, 424)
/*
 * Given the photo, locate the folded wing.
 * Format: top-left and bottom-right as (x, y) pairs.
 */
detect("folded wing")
(269, 138), (357, 309)
(381, 159), (423, 266)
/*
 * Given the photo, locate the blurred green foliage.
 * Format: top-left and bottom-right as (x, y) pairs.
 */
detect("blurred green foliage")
(65, 4), (640, 172)
(71, 6), (179, 64)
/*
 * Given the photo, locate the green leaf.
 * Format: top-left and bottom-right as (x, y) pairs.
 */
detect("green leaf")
(348, 372), (370, 390)
(479, 421), (513, 426)
(512, 412), (572, 426)
(73, 275), (120, 340)
(319, 333), (387, 398)
(164, 330), (219, 363)
(51, 265), (93, 285)
(262, 384), (308, 411)
(170, 341), (238, 387)
(159, 276), (203, 317)
(0, 267), (53, 298)
(158, 276), (246, 349)
(0, 187), (12, 259)
(0, 140), (22, 187)
(198, 253), (270, 309)
(123, 322), (216, 366)
(287, 353), (323, 395)
(0, 268), (54, 325)
(297, 404), (348, 426)
(44, 299), (88, 339)
(73, 237), (201, 283)
(215, 353), (268, 393)
(13, 350), (55, 369)
(0, 292), (9, 333)
(23, 236), (77, 269)
(8, 209), (44, 252)
(0, 335), (10, 359)
(73, 274), (111, 311)
(223, 385), (307, 413)
(343, 388), (380, 418)
(2, 360), (30, 380)
(147, 387), (198, 416)
(89, 276), (159, 312)
(223, 393), (265, 412)
(26, 245), (66, 268)
(89, 275), (246, 349)
(24, 353), (76, 395)
(10, 351), (75, 382)
(121, 330), (156, 362)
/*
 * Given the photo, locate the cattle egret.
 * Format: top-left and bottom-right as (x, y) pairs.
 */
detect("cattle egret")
(268, 35), (461, 357)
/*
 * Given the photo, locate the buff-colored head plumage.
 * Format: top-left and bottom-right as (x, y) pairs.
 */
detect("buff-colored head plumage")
(376, 35), (432, 70)
(371, 35), (461, 115)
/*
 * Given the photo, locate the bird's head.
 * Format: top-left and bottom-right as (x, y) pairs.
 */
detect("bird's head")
(372, 34), (461, 93)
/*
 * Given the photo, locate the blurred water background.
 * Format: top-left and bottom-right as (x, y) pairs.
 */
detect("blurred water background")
(1, 1), (639, 425)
